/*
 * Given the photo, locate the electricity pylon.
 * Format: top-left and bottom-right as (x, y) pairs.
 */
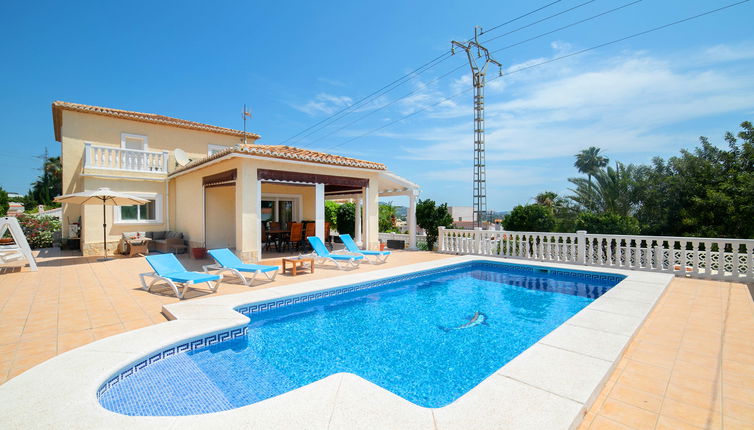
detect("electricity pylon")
(452, 27), (502, 228)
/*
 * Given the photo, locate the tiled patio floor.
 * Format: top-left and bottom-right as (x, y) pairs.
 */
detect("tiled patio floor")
(579, 278), (754, 430)
(0, 248), (453, 384)
(1, 251), (753, 430)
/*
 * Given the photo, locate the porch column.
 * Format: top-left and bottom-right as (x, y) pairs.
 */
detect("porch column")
(235, 164), (259, 262)
(354, 192), (363, 246)
(315, 183), (325, 241)
(408, 189), (419, 250)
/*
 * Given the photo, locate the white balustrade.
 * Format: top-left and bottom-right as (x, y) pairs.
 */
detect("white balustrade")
(437, 227), (754, 281)
(84, 143), (169, 173)
(378, 232), (427, 249)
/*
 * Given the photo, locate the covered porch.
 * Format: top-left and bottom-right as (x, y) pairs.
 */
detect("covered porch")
(172, 153), (420, 262)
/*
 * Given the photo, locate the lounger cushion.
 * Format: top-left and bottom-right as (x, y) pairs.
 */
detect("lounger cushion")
(164, 271), (220, 284)
(329, 254), (364, 261)
(234, 263), (279, 273)
(359, 250), (391, 256)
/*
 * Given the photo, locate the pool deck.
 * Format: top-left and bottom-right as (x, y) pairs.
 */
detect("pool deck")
(0, 250), (752, 429)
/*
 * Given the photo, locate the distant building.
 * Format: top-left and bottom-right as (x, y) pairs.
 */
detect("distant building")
(448, 206), (474, 223)
(6, 202), (24, 217)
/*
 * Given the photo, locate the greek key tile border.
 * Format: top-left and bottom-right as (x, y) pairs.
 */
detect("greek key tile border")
(96, 326), (247, 399)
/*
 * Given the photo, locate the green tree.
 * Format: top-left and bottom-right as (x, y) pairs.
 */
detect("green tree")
(325, 201), (339, 231)
(568, 162), (640, 217)
(25, 155), (62, 207)
(336, 202), (355, 237)
(0, 187), (8, 216)
(634, 121), (754, 237)
(574, 212), (640, 235)
(574, 147), (609, 210)
(416, 199), (452, 251)
(503, 204), (556, 232)
(379, 202), (398, 233)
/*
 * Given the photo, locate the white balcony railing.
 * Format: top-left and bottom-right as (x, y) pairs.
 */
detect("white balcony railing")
(84, 143), (169, 174)
(438, 227), (754, 281)
(378, 232), (427, 248)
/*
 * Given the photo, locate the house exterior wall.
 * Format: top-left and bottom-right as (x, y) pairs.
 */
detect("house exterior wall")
(58, 110), (254, 255)
(205, 185), (236, 249)
(58, 108), (383, 258)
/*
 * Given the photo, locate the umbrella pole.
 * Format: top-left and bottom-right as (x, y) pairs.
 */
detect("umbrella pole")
(99, 199), (111, 262)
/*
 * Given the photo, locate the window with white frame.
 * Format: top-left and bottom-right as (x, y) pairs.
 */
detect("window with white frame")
(208, 144), (229, 156)
(114, 193), (163, 224)
(121, 133), (148, 151)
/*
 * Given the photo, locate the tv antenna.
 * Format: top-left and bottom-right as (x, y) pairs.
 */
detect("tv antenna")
(242, 104), (251, 145)
(452, 27), (502, 228)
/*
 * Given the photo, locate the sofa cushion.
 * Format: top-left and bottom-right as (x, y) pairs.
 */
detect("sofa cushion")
(151, 231), (166, 240)
(165, 231), (183, 240)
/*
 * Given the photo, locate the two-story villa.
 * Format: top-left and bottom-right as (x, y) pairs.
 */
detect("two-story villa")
(52, 101), (420, 261)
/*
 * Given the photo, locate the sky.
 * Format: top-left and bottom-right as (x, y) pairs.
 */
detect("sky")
(1, 0), (753, 210)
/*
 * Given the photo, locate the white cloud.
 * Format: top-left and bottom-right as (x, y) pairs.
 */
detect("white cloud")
(292, 93), (353, 116)
(396, 46), (754, 162)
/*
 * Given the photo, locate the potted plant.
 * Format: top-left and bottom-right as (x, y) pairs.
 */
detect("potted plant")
(191, 244), (207, 259)
(379, 240), (386, 251)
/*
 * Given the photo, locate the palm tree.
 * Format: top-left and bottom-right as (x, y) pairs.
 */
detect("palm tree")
(574, 147), (609, 209)
(568, 162), (639, 217)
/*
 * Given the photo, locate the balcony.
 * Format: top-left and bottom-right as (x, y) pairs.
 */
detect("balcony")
(84, 143), (169, 174)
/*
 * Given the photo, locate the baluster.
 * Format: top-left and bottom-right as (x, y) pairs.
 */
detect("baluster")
(733, 242), (740, 279)
(691, 240), (700, 276)
(747, 243), (753, 281)
(717, 241), (726, 280)
(703, 240), (712, 279)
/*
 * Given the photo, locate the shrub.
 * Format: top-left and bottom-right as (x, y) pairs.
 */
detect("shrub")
(336, 202), (355, 237)
(503, 204), (556, 232)
(325, 201), (339, 231)
(575, 212), (640, 235)
(16, 214), (61, 248)
(416, 199), (453, 251)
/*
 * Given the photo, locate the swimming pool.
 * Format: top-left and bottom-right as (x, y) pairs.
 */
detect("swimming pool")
(99, 261), (625, 416)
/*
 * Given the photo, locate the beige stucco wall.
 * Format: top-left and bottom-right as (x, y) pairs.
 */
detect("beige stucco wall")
(58, 109), (258, 254)
(58, 108), (383, 257)
(78, 176), (167, 256)
(205, 185), (235, 249)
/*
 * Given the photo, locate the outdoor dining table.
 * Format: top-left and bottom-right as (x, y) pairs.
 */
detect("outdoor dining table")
(264, 229), (290, 252)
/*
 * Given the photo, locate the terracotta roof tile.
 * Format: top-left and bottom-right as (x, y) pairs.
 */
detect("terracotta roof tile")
(52, 101), (260, 142)
(171, 143), (386, 175)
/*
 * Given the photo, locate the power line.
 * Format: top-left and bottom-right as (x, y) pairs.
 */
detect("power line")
(304, 0), (642, 149)
(281, 1), (569, 147)
(481, 0), (598, 44)
(480, 0), (564, 35)
(491, 0), (643, 53)
(321, 0), (750, 151)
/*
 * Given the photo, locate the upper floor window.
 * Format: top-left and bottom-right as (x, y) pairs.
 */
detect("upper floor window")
(208, 144), (229, 156)
(121, 133), (148, 151)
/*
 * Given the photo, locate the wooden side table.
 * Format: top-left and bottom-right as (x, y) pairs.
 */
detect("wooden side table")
(282, 257), (314, 276)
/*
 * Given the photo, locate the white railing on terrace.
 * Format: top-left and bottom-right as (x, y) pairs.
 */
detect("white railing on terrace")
(438, 227), (754, 281)
(84, 143), (169, 174)
(378, 232), (427, 248)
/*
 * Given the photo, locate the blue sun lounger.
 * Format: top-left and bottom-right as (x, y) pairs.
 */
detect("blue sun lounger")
(338, 234), (391, 264)
(204, 248), (278, 286)
(307, 236), (363, 269)
(140, 253), (222, 299)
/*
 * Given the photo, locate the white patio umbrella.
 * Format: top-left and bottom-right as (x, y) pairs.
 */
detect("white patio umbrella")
(54, 187), (148, 261)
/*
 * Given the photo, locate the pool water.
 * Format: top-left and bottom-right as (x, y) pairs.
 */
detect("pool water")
(99, 262), (623, 416)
